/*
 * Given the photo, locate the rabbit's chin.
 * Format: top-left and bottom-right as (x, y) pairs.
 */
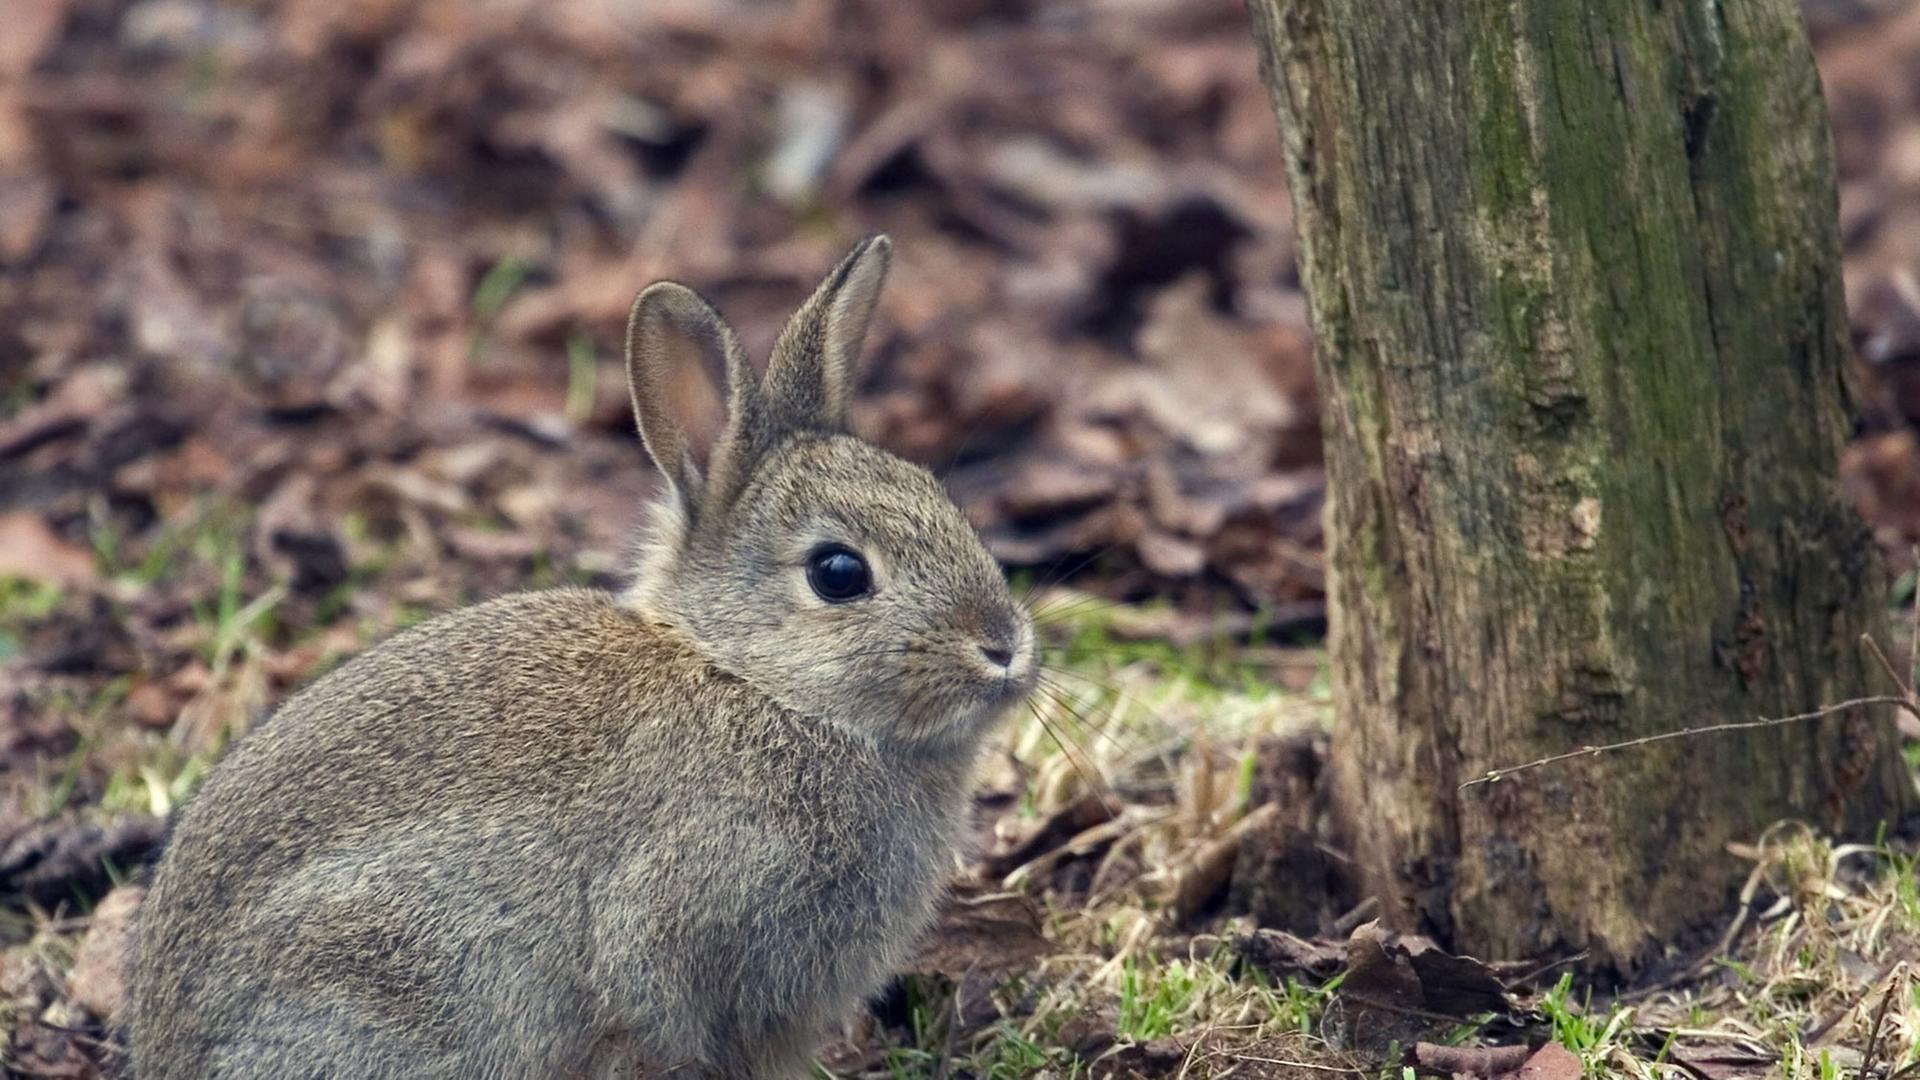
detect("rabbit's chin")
(872, 678), (1035, 759)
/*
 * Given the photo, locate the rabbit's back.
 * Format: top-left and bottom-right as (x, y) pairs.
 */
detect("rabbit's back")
(131, 590), (705, 1077)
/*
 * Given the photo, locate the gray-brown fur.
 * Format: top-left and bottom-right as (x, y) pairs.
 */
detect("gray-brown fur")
(130, 237), (1036, 1078)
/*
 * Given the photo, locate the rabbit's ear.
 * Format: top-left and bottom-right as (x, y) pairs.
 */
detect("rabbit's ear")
(761, 235), (891, 434)
(625, 282), (756, 519)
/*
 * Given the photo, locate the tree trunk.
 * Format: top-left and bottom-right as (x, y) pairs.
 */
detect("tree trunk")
(1247, 0), (1914, 973)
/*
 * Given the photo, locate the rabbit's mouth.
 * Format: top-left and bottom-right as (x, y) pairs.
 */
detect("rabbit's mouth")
(958, 623), (1039, 727)
(881, 634), (1037, 752)
(972, 618), (1037, 700)
(982, 661), (1039, 712)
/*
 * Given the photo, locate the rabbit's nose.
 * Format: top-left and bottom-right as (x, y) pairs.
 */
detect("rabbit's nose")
(979, 644), (1014, 668)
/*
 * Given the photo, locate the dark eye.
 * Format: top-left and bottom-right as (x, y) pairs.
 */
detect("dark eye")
(806, 546), (871, 602)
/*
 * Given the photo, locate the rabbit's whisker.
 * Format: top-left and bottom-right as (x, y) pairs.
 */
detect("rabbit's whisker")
(1029, 678), (1122, 752)
(1020, 699), (1118, 815)
(1038, 664), (1181, 741)
(1029, 594), (1121, 626)
(1014, 533), (1138, 608)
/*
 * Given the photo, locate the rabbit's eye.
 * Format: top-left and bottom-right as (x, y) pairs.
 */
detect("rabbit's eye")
(807, 546), (871, 602)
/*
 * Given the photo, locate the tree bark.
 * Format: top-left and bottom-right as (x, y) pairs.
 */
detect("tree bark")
(1247, 0), (1914, 973)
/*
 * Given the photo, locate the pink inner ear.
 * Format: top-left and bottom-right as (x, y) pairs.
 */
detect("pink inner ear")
(660, 331), (730, 469)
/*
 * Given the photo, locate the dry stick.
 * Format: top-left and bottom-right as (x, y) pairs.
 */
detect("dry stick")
(1863, 634), (1920, 715)
(1803, 957), (1902, 1046)
(1861, 983), (1896, 1080)
(1907, 544), (1919, 690)
(1220, 1056), (1360, 1076)
(1329, 896), (1380, 937)
(1458, 696), (1915, 790)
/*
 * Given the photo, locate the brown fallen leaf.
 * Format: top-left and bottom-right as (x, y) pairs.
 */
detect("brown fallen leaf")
(909, 885), (1054, 981)
(1229, 926), (1347, 982)
(0, 513), (96, 588)
(1344, 920), (1512, 1017)
(67, 885), (143, 1025)
(1514, 1042), (1582, 1080)
(1336, 921), (1513, 1055)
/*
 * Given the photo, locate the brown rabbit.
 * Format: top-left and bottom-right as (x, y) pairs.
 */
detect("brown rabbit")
(129, 236), (1037, 1078)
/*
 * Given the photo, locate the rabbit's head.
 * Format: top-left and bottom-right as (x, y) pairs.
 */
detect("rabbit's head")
(622, 237), (1035, 754)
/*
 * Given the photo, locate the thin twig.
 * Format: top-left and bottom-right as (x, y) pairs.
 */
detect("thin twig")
(1861, 982), (1895, 1080)
(1860, 635), (1919, 717)
(1907, 544), (1918, 692)
(1459, 696), (1913, 789)
(1803, 958), (1900, 1046)
(1500, 949), (1591, 991)
(1226, 1056), (1360, 1075)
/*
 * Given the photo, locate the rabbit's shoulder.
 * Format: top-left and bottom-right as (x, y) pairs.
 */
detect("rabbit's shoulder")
(165, 590), (745, 870)
(266, 587), (715, 748)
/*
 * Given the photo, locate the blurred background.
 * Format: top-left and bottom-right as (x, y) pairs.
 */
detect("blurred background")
(9, 0), (1920, 654)
(7, 0), (1920, 1073)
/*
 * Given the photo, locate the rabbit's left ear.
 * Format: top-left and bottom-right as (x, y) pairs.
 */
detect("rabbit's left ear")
(761, 235), (892, 434)
(624, 282), (758, 523)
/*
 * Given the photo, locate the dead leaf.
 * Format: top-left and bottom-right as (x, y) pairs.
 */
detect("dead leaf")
(1229, 927), (1347, 982)
(66, 885), (142, 1024)
(0, 513), (95, 588)
(1336, 921), (1512, 1055)
(1514, 1042), (1582, 1080)
(909, 886), (1054, 981)
(1396, 933), (1513, 1017)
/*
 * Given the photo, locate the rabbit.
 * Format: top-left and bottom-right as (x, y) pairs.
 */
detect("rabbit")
(128, 235), (1038, 1079)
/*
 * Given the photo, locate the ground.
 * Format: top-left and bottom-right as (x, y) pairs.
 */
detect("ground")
(5, 0), (1920, 1077)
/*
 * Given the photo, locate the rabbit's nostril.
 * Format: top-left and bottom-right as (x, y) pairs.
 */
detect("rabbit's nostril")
(980, 644), (1014, 668)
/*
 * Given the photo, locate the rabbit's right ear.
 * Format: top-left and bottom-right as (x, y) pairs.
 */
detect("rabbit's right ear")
(625, 283), (756, 522)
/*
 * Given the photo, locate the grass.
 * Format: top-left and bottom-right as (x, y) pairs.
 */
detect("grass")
(4, 497), (384, 821)
(0, 576), (63, 660)
(468, 254), (532, 363)
(1536, 973), (1634, 1076)
(566, 332), (599, 424)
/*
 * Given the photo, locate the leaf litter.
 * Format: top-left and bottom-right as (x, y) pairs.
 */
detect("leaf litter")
(4, 0), (1920, 1076)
